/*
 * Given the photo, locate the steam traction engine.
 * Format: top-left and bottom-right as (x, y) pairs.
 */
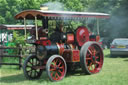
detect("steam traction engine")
(15, 10), (109, 81)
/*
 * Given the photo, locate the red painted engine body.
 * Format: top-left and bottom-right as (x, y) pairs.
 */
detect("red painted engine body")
(34, 26), (98, 63)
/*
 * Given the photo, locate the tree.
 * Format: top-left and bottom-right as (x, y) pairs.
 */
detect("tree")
(1, 0), (128, 40)
(0, 0), (21, 24)
(86, 0), (128, 39)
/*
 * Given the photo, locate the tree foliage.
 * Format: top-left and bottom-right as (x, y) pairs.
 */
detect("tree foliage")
(0, 0), (128, 39)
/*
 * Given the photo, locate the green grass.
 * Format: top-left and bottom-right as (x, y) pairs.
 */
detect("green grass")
(0, 49), (128, 85)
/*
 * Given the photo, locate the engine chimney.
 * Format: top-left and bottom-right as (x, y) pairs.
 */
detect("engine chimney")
(40, 4), (48, 11)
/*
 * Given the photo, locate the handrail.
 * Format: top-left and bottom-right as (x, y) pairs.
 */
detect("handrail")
(0, 46), (21, 49)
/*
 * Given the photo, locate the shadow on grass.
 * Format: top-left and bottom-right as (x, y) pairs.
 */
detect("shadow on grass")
(124, 59), (128, 61)
(0, 74), (25, 83)
(104, 54), (128, 58)
(110, 56), (128, 58)
(37, 72), (50, 82)
(104, 54), (110, 58)
(66, 69), (89, 77)
(0, 72), (50, 83)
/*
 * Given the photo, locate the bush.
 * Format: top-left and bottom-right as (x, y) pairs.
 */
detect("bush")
(7, 31), (32, 55)
(11, 31), (26, 47)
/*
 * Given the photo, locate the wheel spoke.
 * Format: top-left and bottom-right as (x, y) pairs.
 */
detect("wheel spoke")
(30, 70), (32, 76)
(53, 60), (57, 66)
(34, 70), (36, 77)
(55, 59), (58, 64)
(93, 49), (96, 56)
(28, 62), (32, 65)
(31, 58), (34, 65)
(90, 64), (94, 71)
(94, 63), (97, 69)
(86, 60), (88, 65)
(86, 53), (91, 57)
(58, 62), (62, 67)
(88, 63), (95, 71)
(88, 49), (93, 55)
(88, 62), (92, 69)
(36, 60), (38, 65)
(50, 68), (56, 71)
(58, 70), (63, 74)
(54, 73), (57, 80)
(50, 64), (55, 68)
(96, 61), (100, 65)
(56, 72), (60, 79)
(95, 50), (100, 55)
(33, 59), (35, 65)
(26, 65), (32, 68)
(89, 46), (94, 53)
(95, 56), (99, 59)
(88, 66), (91, 71)
(59, 66), (64, 69)
(93, 64), (96, 71)
(27, 70), (31, 73)
(50, 71), (54, 76)
(34, 59), (37, 65)
(86, 57), (91, 60)
(35, 70), (39, 74)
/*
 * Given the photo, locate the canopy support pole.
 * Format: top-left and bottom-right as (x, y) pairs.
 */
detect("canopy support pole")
(97, 18), (100, 35)
(0, 30), (2, 43)
(35, 16), (38, 40)
(24, 18), (27, 39)
(85, 18), (88, 26)
(7, 31), (8, 43)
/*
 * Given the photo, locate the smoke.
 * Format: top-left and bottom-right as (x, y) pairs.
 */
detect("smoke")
(109, 15), (128, 38)
(42, 2), (65, 11)
(86, 0), (128, 41)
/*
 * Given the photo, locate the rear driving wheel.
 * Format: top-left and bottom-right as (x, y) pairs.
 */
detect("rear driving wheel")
(46, 55), (67, 82)
(80, 42), (104, 74)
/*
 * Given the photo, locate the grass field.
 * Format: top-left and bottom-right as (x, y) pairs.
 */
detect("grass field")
(0, 49), (128, 85)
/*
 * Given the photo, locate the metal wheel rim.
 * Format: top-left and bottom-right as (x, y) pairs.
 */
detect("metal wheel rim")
(46, 55), (67, 81)
(23, 55), (43, 79)
(85, 44), (103, 73)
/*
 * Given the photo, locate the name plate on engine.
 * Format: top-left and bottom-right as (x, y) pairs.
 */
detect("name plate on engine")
(72, 50), (80, 62)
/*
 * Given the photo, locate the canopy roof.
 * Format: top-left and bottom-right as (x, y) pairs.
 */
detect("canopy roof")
(0, 25), (7, 30)
(15, 10), (110, 20)
(0, 25), (34, 30)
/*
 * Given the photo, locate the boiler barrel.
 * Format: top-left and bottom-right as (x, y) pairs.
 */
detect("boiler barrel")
(36, 43), (71, 58)
(45, 44), (59, 55)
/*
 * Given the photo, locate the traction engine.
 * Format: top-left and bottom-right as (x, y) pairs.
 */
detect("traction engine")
(14, 8), (109, 82)
(23, 25), (104, 81)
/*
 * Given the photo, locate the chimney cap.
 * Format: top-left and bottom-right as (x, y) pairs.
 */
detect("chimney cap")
(40, 4), (48, 11)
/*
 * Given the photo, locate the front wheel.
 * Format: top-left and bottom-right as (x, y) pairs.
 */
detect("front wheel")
(80, 42), (104, 74)
(23, 55), (43, 79)
(46, 55), (67, 82)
